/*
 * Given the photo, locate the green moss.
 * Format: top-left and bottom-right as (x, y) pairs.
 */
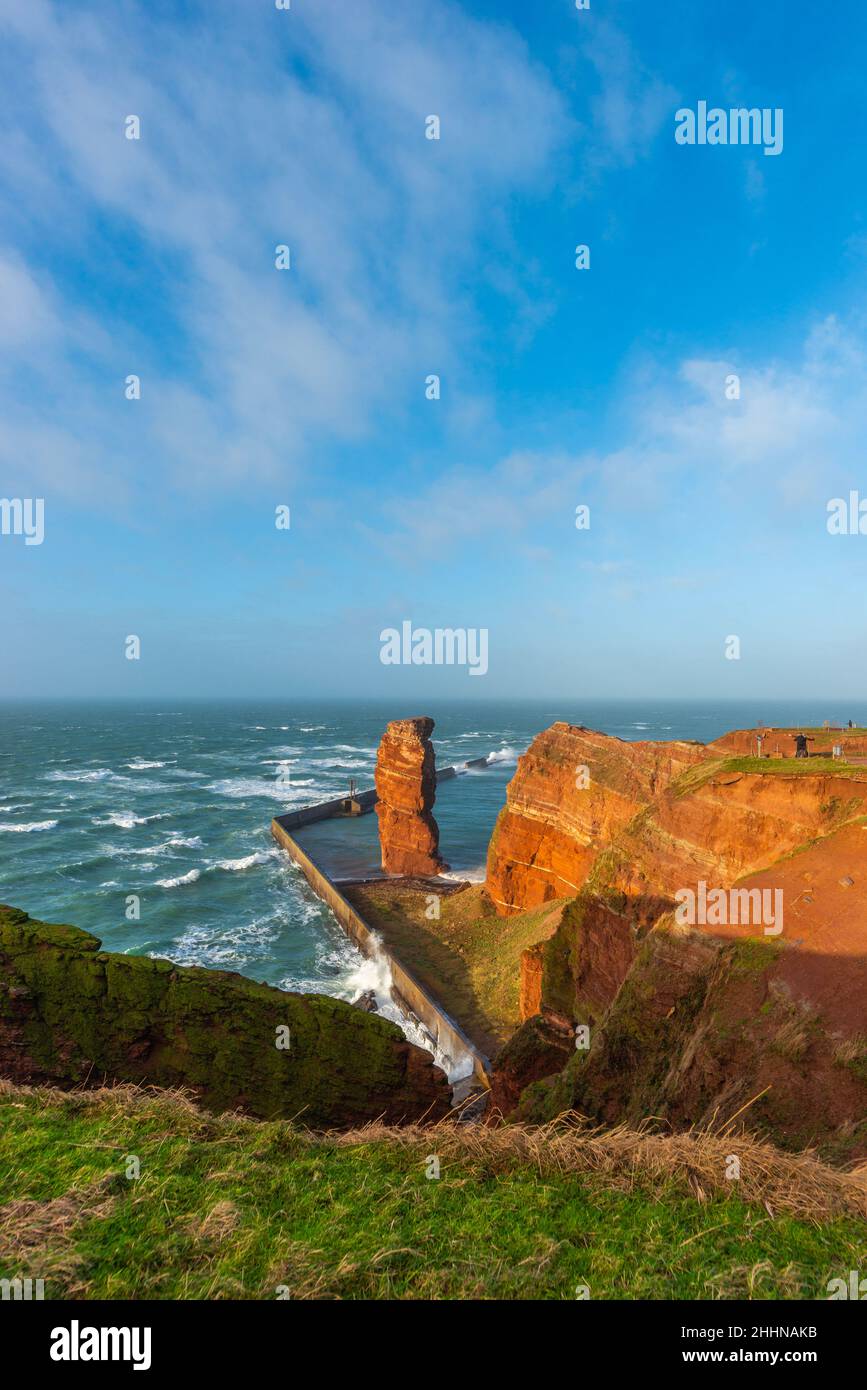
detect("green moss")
(524, 930), (719, 1126)
(0, 904), (446, 1128)
(728, 937), (784, 974)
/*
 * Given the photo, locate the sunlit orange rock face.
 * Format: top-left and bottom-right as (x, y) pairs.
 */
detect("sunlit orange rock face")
(375, 717), (447, 876)
(485, 722), (867, 919)
(486, 723), (867, 1154)
(485, 723), (707, 916)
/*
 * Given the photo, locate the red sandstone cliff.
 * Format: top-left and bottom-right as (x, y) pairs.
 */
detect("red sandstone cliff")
(375, 717), (447, 876)
(485, 723), (706, 915)
(485, 723), (867, 1155)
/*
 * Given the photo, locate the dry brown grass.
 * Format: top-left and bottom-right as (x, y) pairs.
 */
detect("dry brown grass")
(188, 1200), (241, 1244)
(834, 1035), (867, 1066)
(0, 1172), (120, 1296)
(3, 1076), (864, 1227)
(0, 1173), (118, 1260)
(330, 1114), (867, 1224)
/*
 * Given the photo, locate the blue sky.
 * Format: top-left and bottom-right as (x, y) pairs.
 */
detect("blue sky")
(2, 0), (867, 698)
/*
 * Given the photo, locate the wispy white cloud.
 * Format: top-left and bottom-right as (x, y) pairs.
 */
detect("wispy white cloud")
(365, 309), (867, 556)
(0, 0), (571, 499)
(577, 18), (679, 175)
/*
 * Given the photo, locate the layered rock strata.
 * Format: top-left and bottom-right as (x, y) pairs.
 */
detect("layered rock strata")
(485, 723), (706, 915)
(484, 723), (867, 1157)
(375, 716), (447, 876)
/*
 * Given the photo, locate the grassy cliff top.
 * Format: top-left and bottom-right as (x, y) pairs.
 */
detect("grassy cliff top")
(342, 882), (563, 1055)
(670, 755), (867, 800)
(1, 1080), (864, 1301)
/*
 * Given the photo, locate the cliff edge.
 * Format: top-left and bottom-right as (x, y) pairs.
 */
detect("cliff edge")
(0, 904), (450, 1128)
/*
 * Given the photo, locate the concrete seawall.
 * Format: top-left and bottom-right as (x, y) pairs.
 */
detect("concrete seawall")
(278, 757), (490, 832)
(271, 815), (491, 1088)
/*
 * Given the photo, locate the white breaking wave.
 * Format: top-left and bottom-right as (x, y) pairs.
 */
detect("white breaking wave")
(155, 869), (201, 888)
(125, 760), (167, 769)
(105, 835), (202, 858)
(334, 933), (472, 1083)
(92, 812), (170, 829)
(213, 850), (279, 872)
(486, 745), (519, 765)
(441, 865), (486, 884)
(45, 767), (166, 791)
(46, 767), (114, 783)
(207, 776), (316, 801)
(0, 819), (58, 833)
(162, 900), (310, 970)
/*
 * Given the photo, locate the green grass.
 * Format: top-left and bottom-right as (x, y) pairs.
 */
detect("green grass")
(669, 756), (867, 800)
(342, 883), (562, 1054)
(721, 756), (867, 778)
(1, 1083), (864, 1301)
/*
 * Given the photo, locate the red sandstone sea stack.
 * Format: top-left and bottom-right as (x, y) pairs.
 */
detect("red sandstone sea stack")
(375, 717), (447, 876)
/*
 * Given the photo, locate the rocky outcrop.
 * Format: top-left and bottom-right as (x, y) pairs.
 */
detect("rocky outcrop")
(517, 913), (867, 1161)
(486, 724), (867, 1157)
(0, 904), (450, 1128)
(485, 723), (706, 915)
(375, 716), (447, 876)
(488, 1012), (574, 1117)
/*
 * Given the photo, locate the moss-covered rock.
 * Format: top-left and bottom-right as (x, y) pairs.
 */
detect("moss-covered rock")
(0, 905), (450, 1128)
(515, 923), (867, 1162)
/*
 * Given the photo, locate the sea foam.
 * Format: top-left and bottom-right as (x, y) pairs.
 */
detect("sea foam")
(0, 819), (58, 833)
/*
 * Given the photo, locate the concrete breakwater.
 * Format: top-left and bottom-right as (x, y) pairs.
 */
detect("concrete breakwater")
(270, 756), (494, 1089)
(276, 757), (489, 832)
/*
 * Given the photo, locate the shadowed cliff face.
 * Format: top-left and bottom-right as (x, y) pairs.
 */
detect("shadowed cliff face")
(0, 905), (450, 1128)
(375, 716), (447, 876)
(485, 724), (867, 1158)
(516, 913), (867, 1162)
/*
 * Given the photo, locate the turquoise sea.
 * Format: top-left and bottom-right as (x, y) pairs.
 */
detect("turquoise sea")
(3, 697), (865, 1031)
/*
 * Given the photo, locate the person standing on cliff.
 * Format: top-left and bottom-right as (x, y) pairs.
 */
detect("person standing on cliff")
(792, 732), (814, 759)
